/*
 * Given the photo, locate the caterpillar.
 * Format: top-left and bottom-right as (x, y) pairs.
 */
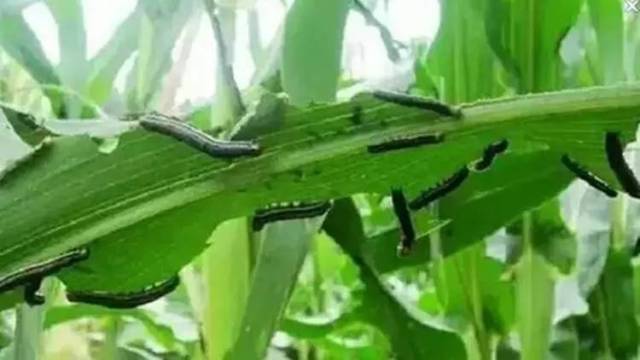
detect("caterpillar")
(473, 139), (509, 171)
(391, 189), (415, 257)
(66, 275), (180, 309)
(605, 132), (640, 198)
(372, 91), (461, 118)
(367, 134), (444, 154)
(0, 248), (89, 304)
(139, 113), (262, 159)
(252, 202), (332, 231)
(561, 154), (617, 198)
(409, 166), (470, 210)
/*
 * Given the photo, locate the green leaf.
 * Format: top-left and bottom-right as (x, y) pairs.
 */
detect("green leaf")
(202, 219), (251, 360)
(588, 248), (638, 358)
(282, 0), (350, 106)
(549, 320), (579, 360)
(228, 218), (322, 360)
(0, 1), (40, 13)
(13, 304), (44, 360)
(1, 107), (51, 147)
(439, 151), (574, 257)
(85, 6), (143, 106)
(434, 242), (515, 335)
(418, 0), (502, 102)
(587, 0), (624, 84)
(0, 12), (63, 114)
(125, 0), (197, 111)
(0, 85), (638, 295)
(516, 215), (555, 360)
(44, 304), (182, 352)
(280, 310), (358, 340)
(57, 192), (222, 291)
(562, 185), (611, 296)
(485, 0), (583, 92)
(324, 198), (467, 359)
(529, 200), (576, 273)
(45, 0), (89, 117)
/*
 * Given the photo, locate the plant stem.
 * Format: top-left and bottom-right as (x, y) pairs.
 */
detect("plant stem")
(14, 304), (43, 360)
(466, 248), (491, 360)
(517, 212), (554, 360)
(100, 316), (120, 360)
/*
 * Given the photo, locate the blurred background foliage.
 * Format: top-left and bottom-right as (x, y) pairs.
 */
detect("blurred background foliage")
(0, 0), (639, 359)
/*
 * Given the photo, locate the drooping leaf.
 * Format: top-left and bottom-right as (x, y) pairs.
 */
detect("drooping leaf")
(324, 198), (467, 359)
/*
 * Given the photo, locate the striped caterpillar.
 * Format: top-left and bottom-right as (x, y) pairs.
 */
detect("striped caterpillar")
(372, 91), (461, 118)
(138, 113), (261, 159)
(0, 248), (89, 306)
(561, 154), (617, 198)
(367, 134), (444, 154)
(409, 167), (470, 210)
(390, 189), (415, 257)
(252, 202), (332, 231)
(473, 139), (509, 171)
(604, 132), (640, 198)
(66, 275), (180, 309)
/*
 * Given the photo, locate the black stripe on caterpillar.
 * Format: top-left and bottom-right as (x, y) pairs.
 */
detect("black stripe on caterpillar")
(372, 91), (461, 118)
(605, 132), (640, 198)
(561, 154), (617, 198)
(252, 202), (332, 231)
(368, 134), (444, 154)
(409, 167), (470, 210)
(391, 188), (415, 257)
(473, 139), (509, 172)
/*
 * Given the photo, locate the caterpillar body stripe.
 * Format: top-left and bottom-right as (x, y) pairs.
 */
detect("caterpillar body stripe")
(139, 113), (261, 158)
(372, 91), (461, 118)
(367, 134), (444, 154)
(409, 167), (470, 210)
(561, 154), (617, 198)
(66, 275), (180, 309)
(0, 248), (89, 295)
(391, 189), (415, 257)
(252, 202), (332, 231)
(605, 132), (640, 198)
(473, 139), (509, 171)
